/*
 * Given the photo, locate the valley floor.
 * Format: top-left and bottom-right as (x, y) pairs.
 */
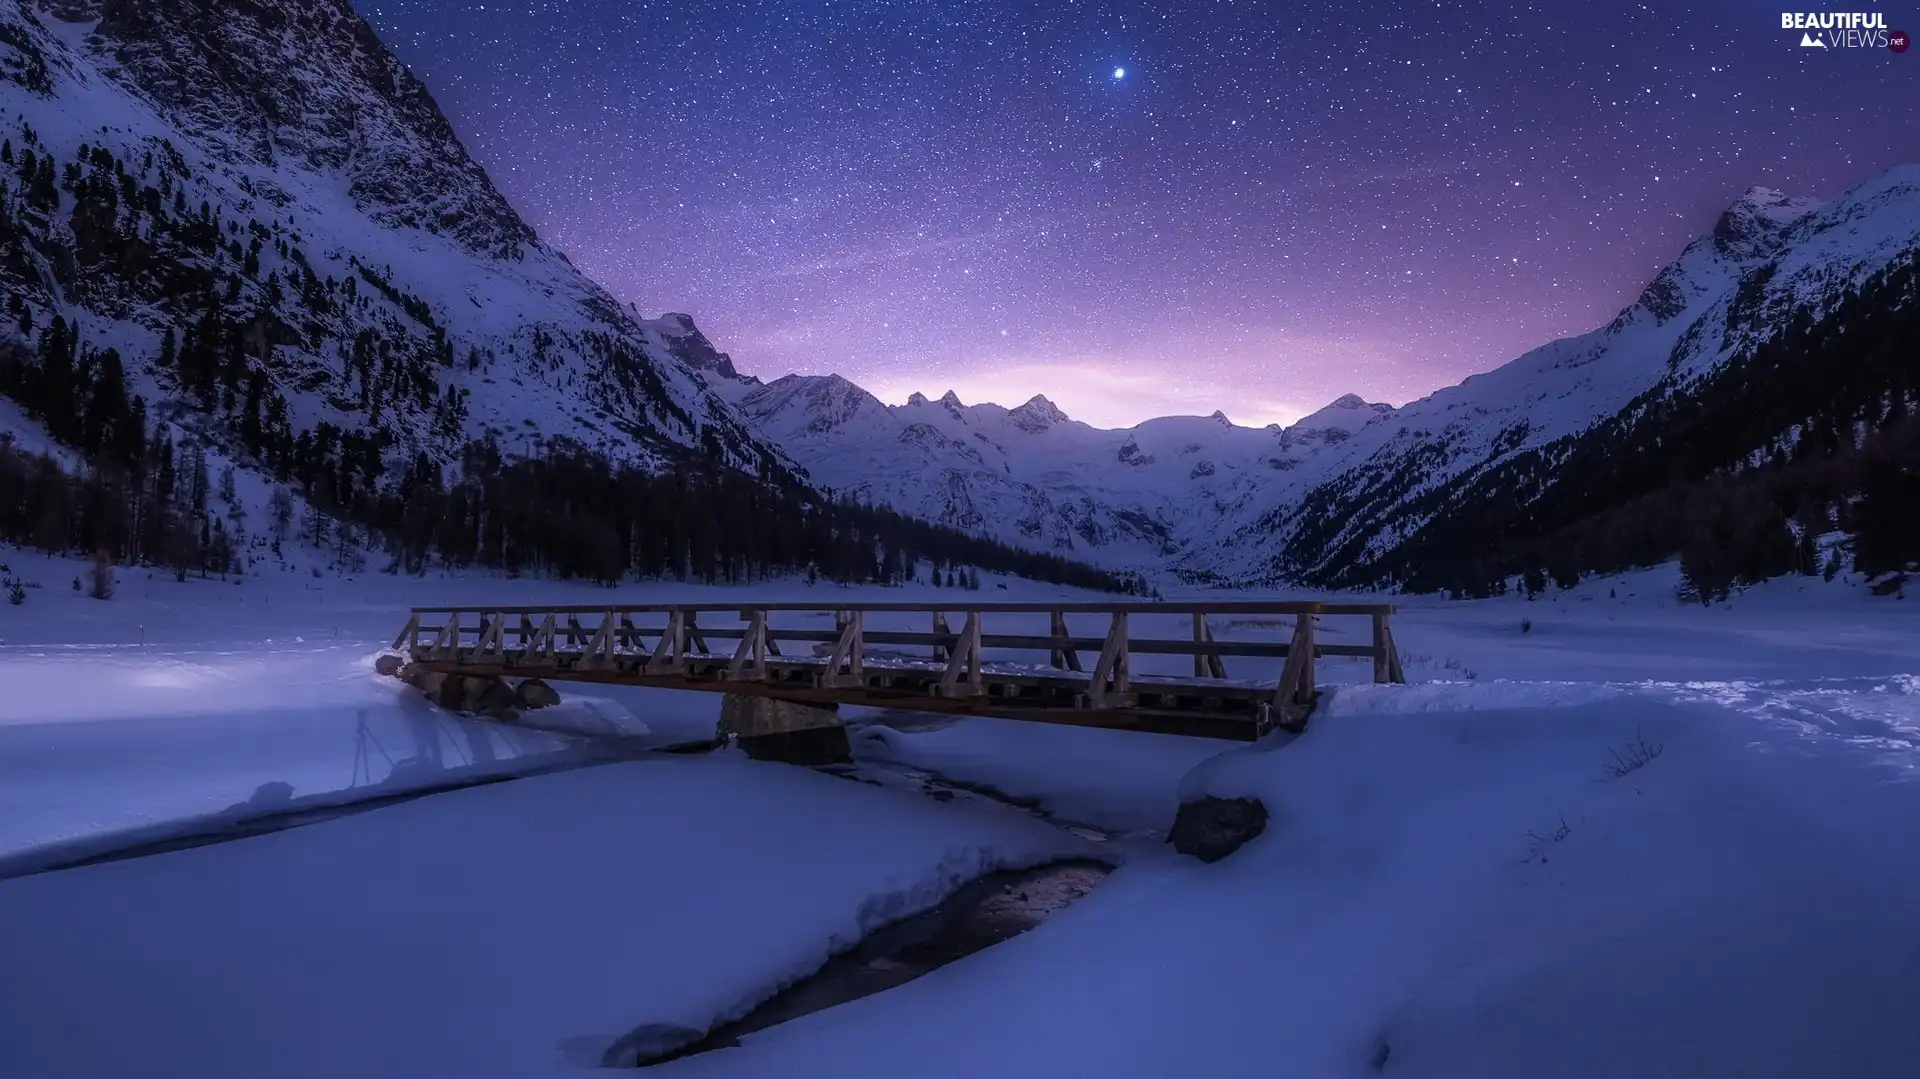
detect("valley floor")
(2, 550), (1918, 1078)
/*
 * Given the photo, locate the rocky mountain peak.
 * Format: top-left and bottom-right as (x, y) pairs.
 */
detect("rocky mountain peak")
(1711, 186), (1821, 261)
(83, 0), (536, 259)
(1007, 393), (1069, 432)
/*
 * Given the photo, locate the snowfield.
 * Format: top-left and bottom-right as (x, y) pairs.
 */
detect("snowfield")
(4, 550), (1920, 1078)
(0, 755), (1088, 1079)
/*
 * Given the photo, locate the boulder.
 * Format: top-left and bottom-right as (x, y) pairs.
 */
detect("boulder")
(719, 695), (850, 766)
(374, 654), (406, 677)
(472, 676), (517, 716)
(514, 678), (562, 709)
(1167, 796), (1269, 863)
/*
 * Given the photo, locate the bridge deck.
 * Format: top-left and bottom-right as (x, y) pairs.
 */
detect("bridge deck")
(393, 600), (1407, 741)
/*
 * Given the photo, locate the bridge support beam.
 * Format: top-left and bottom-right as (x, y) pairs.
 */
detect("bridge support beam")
(718, 694), (849, 766)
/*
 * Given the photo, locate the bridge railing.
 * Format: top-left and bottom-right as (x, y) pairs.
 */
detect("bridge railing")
(393, 599), (1405, 730)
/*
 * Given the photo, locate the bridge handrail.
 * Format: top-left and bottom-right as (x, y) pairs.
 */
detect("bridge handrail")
(392, 598), (1408, 735)
(402, 600), (1395, 616)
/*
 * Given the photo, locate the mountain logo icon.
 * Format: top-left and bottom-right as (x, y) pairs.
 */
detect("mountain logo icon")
(1800, 32), (1827, 46)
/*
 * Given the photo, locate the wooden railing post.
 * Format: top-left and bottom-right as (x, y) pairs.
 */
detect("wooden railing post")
(1373, 611), (1407, 684)
(728, 609), (769, 680)
(1088, 611), (1131, 709)
(1270, 611), (1318, 730)
(821, 610), (865, 687)
(647, 609), (686, 674)
(935, 610), (984, 697)
(1192, 613), (1228, 679)
(1051, 609), (1082, 671)
(392, 613), (419, 652)
(933, 611), (951, 664)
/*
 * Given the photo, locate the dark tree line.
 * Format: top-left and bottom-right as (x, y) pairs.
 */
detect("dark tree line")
(1314, 245), (1920, 601)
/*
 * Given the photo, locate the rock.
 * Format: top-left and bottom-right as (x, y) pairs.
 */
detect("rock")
(736, 725), (853, 767)
(514, 678), (561, 709)
(472, 676), (516, 715)
(433, 673), (471, 710)
(719, 695), (850, 766)
(1168, 796), (1269, 863)
(374, 654), (406, 677)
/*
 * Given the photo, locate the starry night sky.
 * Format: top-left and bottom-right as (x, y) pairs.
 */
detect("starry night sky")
(357, 0), (1920, 428)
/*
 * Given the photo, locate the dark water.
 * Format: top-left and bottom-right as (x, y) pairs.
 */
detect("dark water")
(620, 859), (1110, 1067)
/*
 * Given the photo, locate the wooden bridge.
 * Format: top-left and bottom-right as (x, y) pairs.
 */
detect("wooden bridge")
(393, 600), (1407, 741)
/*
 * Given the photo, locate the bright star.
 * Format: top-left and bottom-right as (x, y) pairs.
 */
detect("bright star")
(1113, 66), (1126, 80)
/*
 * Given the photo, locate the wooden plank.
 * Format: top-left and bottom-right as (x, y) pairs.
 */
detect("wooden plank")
(391, 614), (419, 651)
(684, 610), (711, 655)
(933, 611), (951, 664)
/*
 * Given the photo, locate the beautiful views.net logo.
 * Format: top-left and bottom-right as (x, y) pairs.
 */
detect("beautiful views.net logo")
(1781, 12), (1910, 50)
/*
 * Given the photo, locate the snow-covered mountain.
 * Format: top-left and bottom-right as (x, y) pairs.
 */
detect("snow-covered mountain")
(705, 170), (1920, 586)
(0, 0), (783, 472)
(707, 369), (1396, 568)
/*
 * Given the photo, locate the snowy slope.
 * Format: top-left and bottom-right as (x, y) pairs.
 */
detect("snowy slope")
(0, 0), (782, 470)
(1185, 173), (1920, 585)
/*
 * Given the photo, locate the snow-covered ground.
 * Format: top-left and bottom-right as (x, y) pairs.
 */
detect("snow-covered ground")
(4, 547), (1919, 1078)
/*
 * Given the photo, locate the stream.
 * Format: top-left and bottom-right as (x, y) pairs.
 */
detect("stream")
(614, 711), (1122, 1067)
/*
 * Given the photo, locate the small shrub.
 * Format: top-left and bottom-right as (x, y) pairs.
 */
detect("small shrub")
(1520, 617), (1533, 634)
(1524, 812), (1573, 863)
(6, 578), (24, 606)
(1605, 728), (1664, 779)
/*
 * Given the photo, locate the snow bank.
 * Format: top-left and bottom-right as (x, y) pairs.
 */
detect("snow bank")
(653, 678), (1920, 1078)
(0, 756), (1089, 1079)
(855, 713), (1231, 834)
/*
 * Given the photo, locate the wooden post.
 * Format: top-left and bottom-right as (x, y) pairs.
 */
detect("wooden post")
(933, 611), (951, 664)
(1051, 610), (1082, 671)
(473, 612), (504, 660)
(821, 611), (865, 687)
(391, 614), (419, 652)
(530, 613), (557, 663)
(936, 611), (984, 696)
(685, 610), (711, 655)
(1377, 613), (1407, 684)
(728, 610), (769, 680)
(1271, 611), (1318, 730)
(518, 615), (535, 650)
(1088, 611), (1131, 709)
(565, 615), (585, 649)
(432, 612), (461, 658)
(647, 609), (686, 673)
(580, 610), (616, 670)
